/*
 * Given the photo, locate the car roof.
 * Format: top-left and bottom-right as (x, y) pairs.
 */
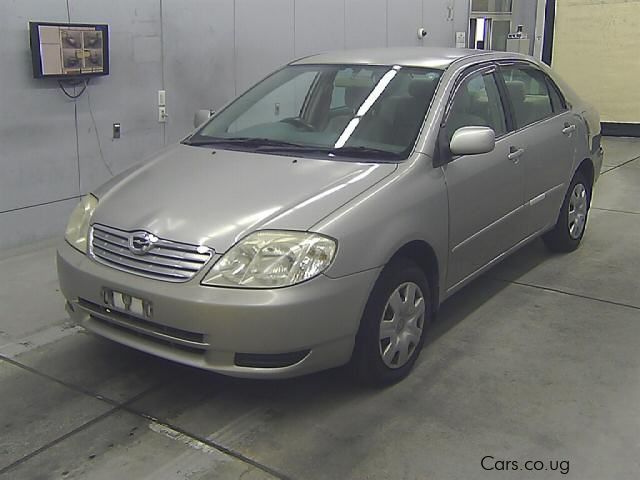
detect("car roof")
(290, 47), (516, 70)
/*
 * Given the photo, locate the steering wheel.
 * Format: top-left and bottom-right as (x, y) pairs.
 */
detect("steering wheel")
(280, 117), (315, 132)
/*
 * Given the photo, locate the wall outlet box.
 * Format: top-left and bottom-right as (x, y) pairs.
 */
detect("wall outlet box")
(158, 106), (167, 123)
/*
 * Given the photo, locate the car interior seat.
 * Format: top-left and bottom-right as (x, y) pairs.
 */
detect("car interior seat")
(505, 80), (527, 125)
(380, 78), (439, 147)
(325, 85), (371, 133)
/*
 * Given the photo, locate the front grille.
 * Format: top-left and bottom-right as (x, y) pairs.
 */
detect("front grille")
(89, 224), (213, 282)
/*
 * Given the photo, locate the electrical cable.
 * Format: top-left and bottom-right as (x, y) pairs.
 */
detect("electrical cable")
(61, 0), (112, 177)
(58, 76), (114, 176)
(86, 79), (114, 176)
(58, 79), (88, 99)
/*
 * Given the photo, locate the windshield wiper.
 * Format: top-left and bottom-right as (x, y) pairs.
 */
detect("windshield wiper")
(328, 146), (400, 160)
(252, 143), (401, 160)
(185, 137), (400, 160)
(184, 137), (307, 149)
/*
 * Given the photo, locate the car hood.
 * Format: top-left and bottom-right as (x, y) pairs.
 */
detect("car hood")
(91, 144), (396, 252)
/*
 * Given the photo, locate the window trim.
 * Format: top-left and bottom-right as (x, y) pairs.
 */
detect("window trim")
(300, 71), (323, 119)
(442, 63), (495, 126)
(493, 65), (516, 133)
(434, 62), (511, 166)
(544, 74), (568, 113)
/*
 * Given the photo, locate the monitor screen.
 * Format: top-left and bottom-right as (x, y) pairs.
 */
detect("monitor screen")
(29, 22), (110, 79)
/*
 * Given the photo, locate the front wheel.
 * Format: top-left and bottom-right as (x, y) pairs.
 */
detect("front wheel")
(543, 170), (592, 252)
(350, 258), (432, 387)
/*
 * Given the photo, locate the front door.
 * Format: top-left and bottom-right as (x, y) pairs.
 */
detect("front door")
(442, 67), (525, 289)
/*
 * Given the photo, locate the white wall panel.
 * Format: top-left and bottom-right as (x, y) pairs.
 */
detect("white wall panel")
(162, 0), (236, 144)
(0, 0), (79, 212)
(345, 0), (387, 49)
(0, 199), (77, 250)
(387, 0), (423, 47)
(422, 0), (455, 47)
(235, 0), (294, 94)
(294, 0), (345, 57)
(70, 0), (164, 193)
(452, 0), (470, 43)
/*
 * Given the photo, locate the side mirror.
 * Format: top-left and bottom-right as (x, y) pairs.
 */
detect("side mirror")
(449, 126), (495, 156)
(194, 109), (214, 128)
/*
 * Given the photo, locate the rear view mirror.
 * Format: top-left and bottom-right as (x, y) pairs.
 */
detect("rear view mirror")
(449, 126), (495, 156)
(194, 109), (214, 128)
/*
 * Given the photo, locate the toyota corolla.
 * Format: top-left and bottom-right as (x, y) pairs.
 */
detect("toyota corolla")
(57, 47), (603, 385)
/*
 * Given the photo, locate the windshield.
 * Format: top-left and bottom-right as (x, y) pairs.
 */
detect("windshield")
(187, 64), (443, 161)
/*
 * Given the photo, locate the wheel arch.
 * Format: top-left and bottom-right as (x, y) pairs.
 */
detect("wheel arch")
(576, 157), (595, 188)
(387, 240), (441, 314)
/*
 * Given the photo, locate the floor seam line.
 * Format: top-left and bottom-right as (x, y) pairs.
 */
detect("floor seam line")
(0, 354), (122, 408)
(489, 277), (640, 311)
(600, 154), (640, 174)
(591, 206), (639, 215)
(0, 383), (162, 475)
(120, 405), (293, 480)
(0, 194), (82, 215)
(0, 358), (288, 477)
(0, 406), (121, 476)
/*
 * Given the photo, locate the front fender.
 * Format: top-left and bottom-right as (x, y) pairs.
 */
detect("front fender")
(313, 154), (449, 302)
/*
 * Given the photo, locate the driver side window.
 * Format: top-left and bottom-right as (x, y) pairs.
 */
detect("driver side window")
(445, 71), (507, 143)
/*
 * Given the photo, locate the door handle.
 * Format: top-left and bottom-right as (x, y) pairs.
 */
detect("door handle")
(562, 123), (576, 135)
(508, 146), (524, 163)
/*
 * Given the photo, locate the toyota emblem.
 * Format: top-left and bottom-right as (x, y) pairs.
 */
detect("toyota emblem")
(128, 231), (158, 255)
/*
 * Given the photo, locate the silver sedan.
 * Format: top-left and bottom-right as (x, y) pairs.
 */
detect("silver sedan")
(57, 47), (603, 385)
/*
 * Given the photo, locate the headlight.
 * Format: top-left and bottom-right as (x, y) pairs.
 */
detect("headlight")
(65, 194), (98, 253)
(202, 230), (337, 288)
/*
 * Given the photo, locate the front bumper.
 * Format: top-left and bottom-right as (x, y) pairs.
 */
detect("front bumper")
(57, 240), (379, 379)
(592, 135), (604, 182)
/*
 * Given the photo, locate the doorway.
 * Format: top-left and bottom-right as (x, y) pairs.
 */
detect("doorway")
(469, 0), (512, 51)
(469, 17), (511, 50)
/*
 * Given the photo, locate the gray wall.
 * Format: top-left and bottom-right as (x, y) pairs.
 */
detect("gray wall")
(0, 0), (487, 250)
(511, 0), (539, 55)
(0, 0), (163, 249)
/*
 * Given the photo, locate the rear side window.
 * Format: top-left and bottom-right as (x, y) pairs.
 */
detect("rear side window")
(500, 66), (554, 129)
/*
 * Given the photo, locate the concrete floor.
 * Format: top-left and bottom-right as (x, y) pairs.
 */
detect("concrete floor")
(1, 137), (639, 480)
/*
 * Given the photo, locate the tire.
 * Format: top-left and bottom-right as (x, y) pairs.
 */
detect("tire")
(543, 170), (592, 253)
(350, 257), (432, 387)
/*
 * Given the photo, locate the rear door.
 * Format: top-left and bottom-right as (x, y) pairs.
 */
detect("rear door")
(442, 65), (525, 288)
(497, 62), (577, 236)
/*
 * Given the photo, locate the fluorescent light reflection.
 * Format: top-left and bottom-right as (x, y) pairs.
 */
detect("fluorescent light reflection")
(333, 66), (401, 149)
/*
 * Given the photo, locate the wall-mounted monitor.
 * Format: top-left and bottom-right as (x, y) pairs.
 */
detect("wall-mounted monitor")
(29, 21), (109, 79)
